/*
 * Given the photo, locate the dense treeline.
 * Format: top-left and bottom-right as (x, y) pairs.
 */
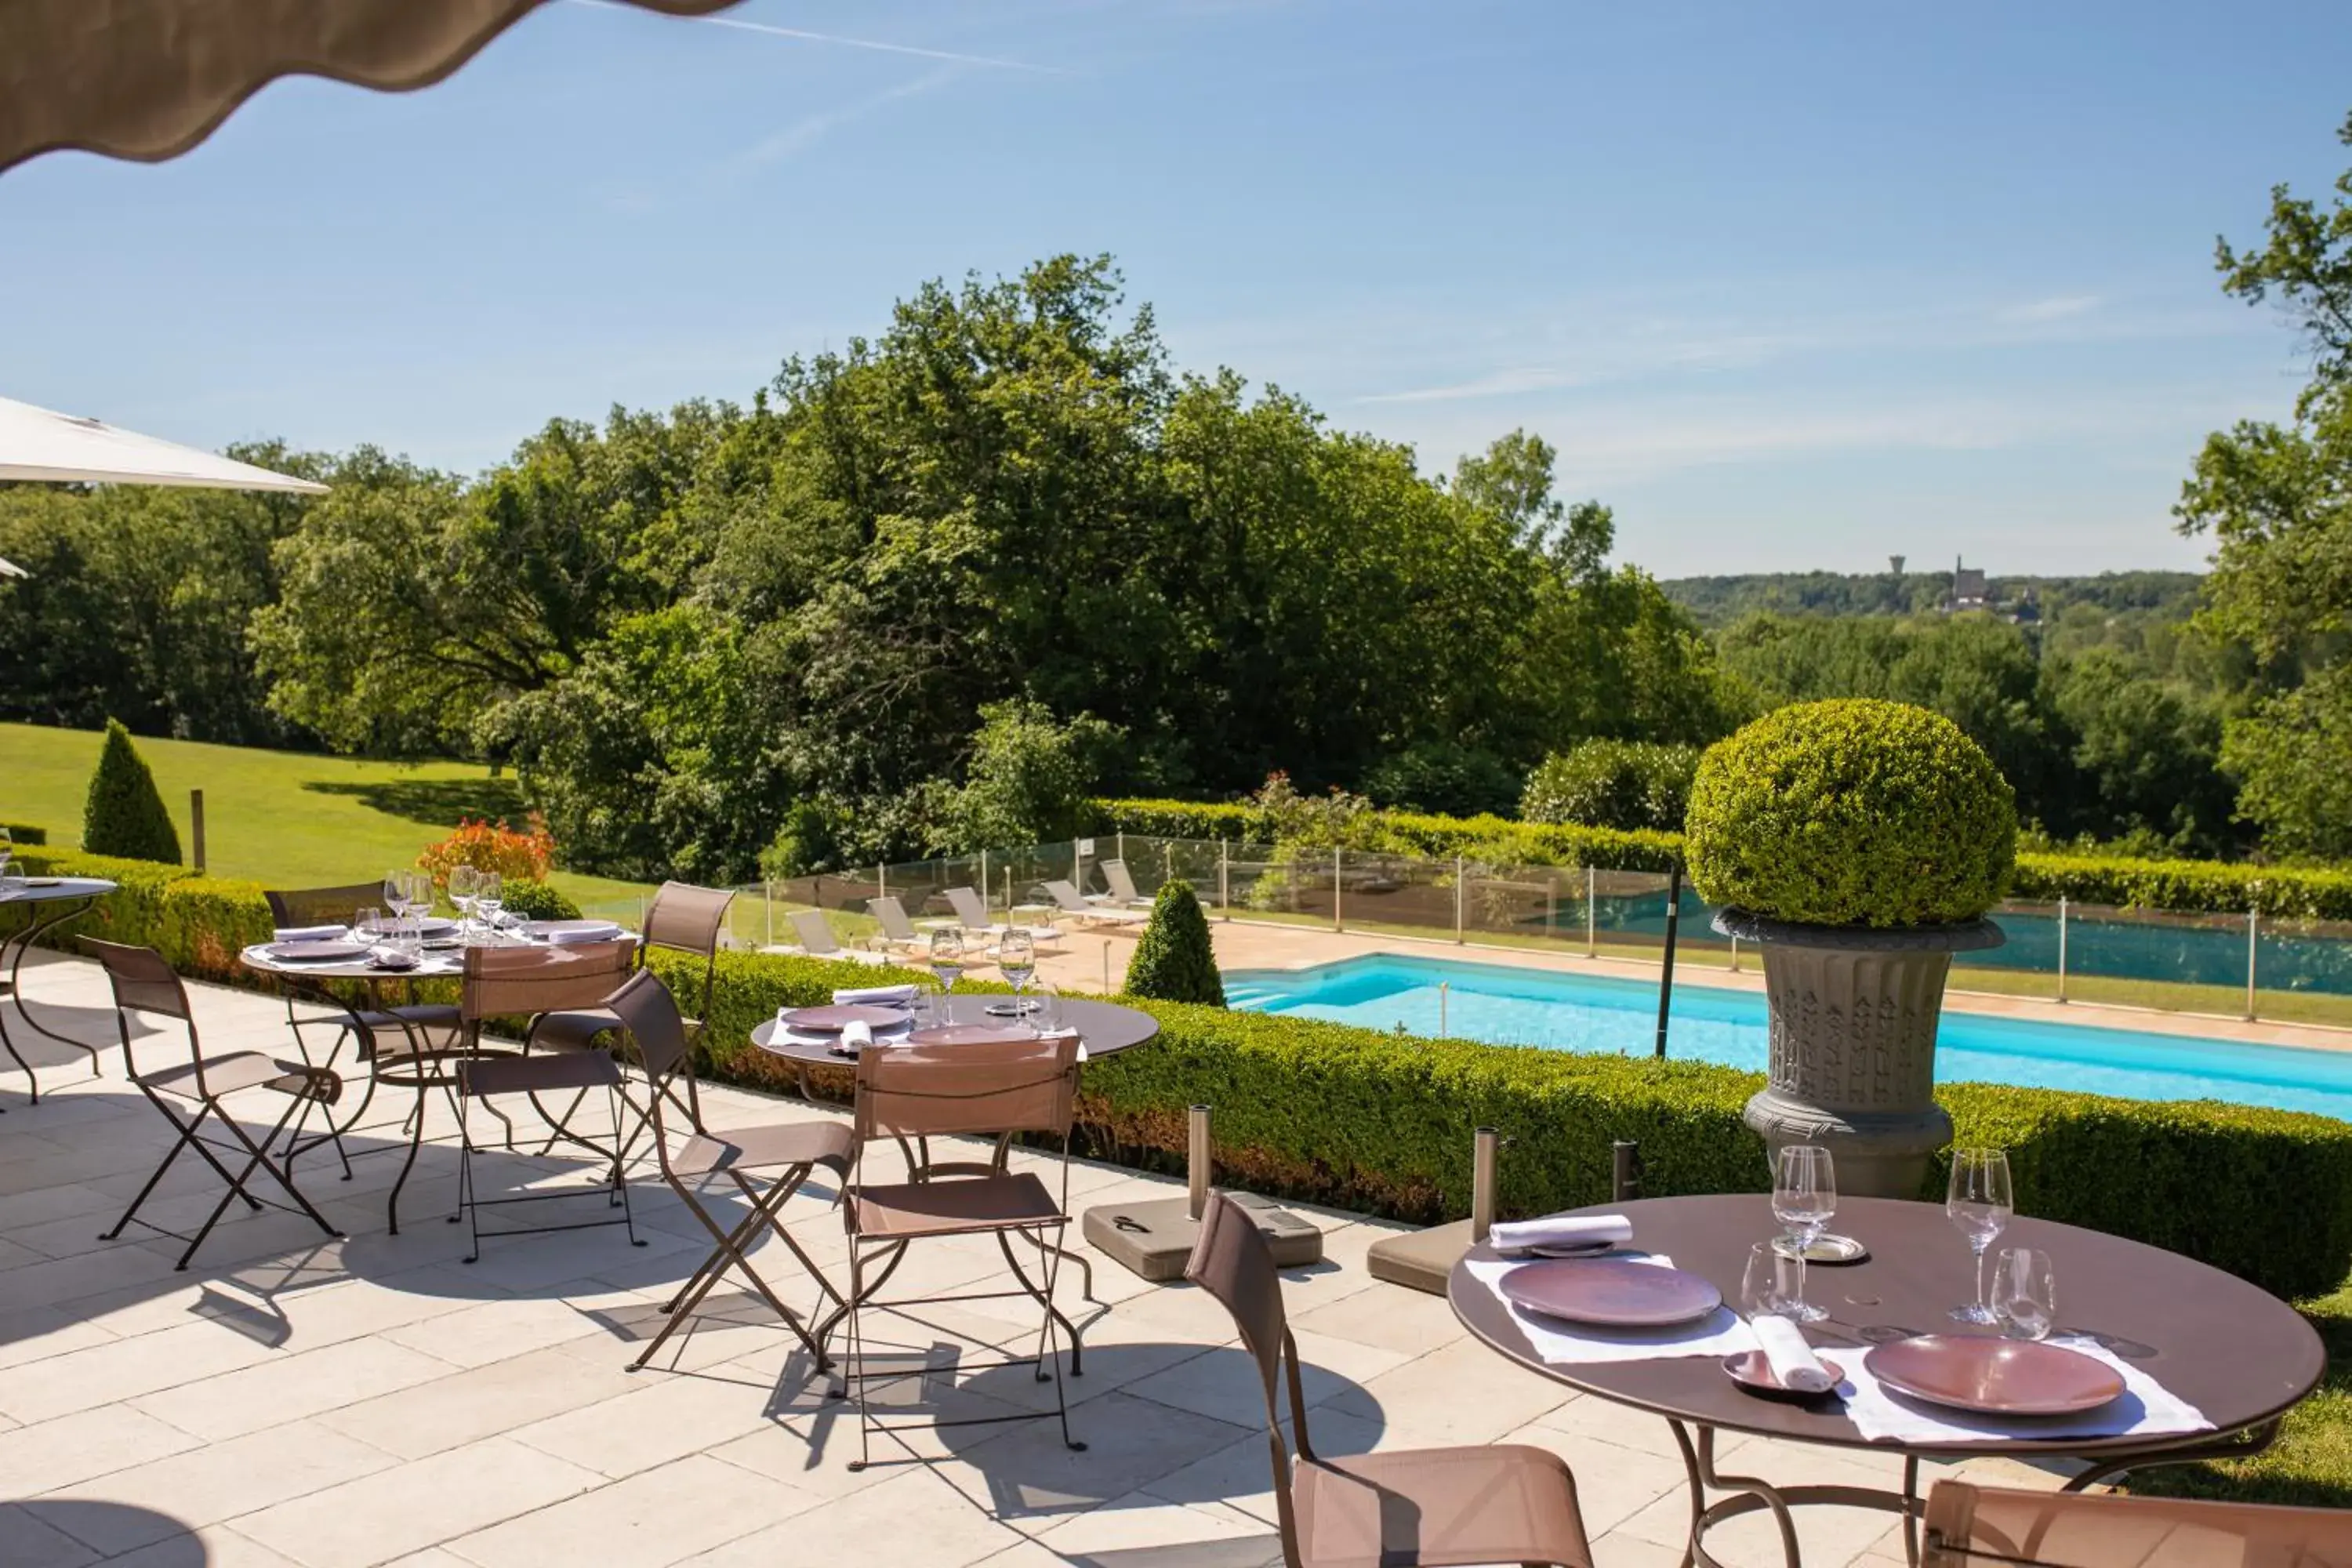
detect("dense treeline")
(8, 99), (2352, 878)
(1660, 570), (2201, 629)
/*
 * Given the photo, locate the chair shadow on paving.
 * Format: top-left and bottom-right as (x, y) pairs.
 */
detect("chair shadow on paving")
(1, 1500), (211, 1565)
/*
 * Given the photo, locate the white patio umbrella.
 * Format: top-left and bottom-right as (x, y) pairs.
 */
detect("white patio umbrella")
(0, 394), (325, 493)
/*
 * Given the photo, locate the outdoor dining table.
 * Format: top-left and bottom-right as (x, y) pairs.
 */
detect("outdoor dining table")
(0, 874), (120, 1103)
(1449, 1192), (2325, 1568)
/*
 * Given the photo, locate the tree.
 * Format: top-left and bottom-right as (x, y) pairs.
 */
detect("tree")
(82, 719), (180, 863)
(931, 699), (1122, 855)
(1123, 880), (1225, 1006)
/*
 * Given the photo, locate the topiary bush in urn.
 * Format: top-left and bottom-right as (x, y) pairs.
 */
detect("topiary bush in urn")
(1686, 699), (2017, 1196)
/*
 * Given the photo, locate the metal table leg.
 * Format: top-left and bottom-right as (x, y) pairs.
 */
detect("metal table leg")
(1667, 1419), (1925, 1568)
(0, 894), (106, 1103)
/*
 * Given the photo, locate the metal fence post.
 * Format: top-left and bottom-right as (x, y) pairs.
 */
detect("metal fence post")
(1546, 875), (1557, 943)
(1586, 866), (1597, 957)
(1187, 1105), (1212, 1221)
(1333, 848), (1344, 933)
(1439, 980), (1450, 1038)
(2246, 908), (2259, 1022)
(980, 850), (989, 917)
(1117, 828), (1125, 863)
(764, 880), (773, 949)
(1219, 839), (1230, 921)
(2056, 896), (2067, 1004)
(189, 789), (205, 873)
(1654, 865), (1682, 1059)
(877, 862), (886, 903)
(1729, 935), (1739, 974)
(1455, 856), (1465, 944)
(1004, 864), (1014, 915)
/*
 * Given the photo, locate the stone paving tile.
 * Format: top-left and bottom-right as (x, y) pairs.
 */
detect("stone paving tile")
(314, 1341), (645, 1460)
(129, 1333), (459, 1439)
(0, 1314), (282, 1424)
(234, 1435), (609, 1568)
(0, 1501), (102, 1568)
(0, 1403), (201, 1495)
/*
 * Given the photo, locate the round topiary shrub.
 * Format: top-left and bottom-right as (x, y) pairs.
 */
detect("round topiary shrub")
(498, 880), (583, 921)
(1122, 880), (1226, 1007)
(1685, 699), (2016, 928)
(82, 718), (181, 865)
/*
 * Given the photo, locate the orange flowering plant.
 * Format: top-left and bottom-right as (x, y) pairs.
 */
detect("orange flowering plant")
(416, 817), (555, 891)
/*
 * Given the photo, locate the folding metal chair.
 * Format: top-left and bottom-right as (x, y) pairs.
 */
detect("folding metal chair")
(87, 939), (344, 1270)
(835, 1029), (1087, 1469)
(1185, 1189), (1593, 1568)
(603, 969), (854, 1371)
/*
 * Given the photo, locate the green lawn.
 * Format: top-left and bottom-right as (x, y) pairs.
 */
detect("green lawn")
(0, 720), (652, 913)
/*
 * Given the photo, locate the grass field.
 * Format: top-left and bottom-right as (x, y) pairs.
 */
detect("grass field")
(0, 720), (651, 911)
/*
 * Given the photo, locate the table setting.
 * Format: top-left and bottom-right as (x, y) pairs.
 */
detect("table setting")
(765, 979), (1090, 1060)
(245, 868), (630, 978)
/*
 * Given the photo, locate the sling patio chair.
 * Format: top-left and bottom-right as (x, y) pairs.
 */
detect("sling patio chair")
(1089, 858), (1155, 909)
(1185, 1189), (1594, 1568)
(866, 895), (937, 956)
(603, 968), (855, 1372)
(786, 909), (892, 966)
(836, 1029), (1089, 1469)
(1044, 878), (1149, 928)
(260, 879), (398, 1138)
(528, 880), (735, 1152)
(1922, 1480), (2352, 1568)
(441, 938), (644, 1261)
(86, 938), (344, 1270)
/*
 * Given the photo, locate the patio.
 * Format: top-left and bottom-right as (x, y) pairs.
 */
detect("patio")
(0, 946), (2054, 1568)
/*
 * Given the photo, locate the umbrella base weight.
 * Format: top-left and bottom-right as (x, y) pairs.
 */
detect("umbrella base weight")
(1366, 1218), (1473, 1297)
(1083, 1192), (1323, 1282)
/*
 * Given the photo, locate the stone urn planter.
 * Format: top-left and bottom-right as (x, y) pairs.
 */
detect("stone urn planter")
(1683, 699), (2021, 1200)
(1715, 909), (2004, 1197)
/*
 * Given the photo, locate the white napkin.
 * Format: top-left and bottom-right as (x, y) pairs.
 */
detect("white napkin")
(1840, 1335), (2213, 1446)
(1751, 1315), (1834, 1393)
(839, 1020), (875, 1052)
(367, 946), (420, 971)
(833, 983), (919, 1007)
(1489, 1212), (1634, 1255)
(1463, 1254), (1761, 1366)
(543, 922), (623, 945)
(272, 924), (346, 943)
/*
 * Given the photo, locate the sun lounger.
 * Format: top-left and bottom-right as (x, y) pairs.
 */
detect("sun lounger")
(1087, 858), (1154, 910)
(776, 909), (891, 965)
(1044, 879), (1149, 927)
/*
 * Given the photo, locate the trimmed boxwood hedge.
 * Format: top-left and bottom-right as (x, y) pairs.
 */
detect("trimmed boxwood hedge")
(10, 846), (2352, 1298)
(1094, 798), (2352, 920)
(1, 822), (48, 847)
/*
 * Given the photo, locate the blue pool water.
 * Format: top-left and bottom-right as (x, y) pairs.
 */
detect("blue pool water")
(1224, 954), (2352, 1121)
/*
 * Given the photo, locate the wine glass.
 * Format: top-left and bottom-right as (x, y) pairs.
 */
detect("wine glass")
(999, 928), (1036, 1014)
(927, 927), (966, 1025)
(448, 865), (480, 938)
(1947, 1148), (2015, 1323)
(383, 871), (412, 943)
(354, 907), (384, 948)
(405, 870), (435, 939)
(1992, 1247), (2056, 1341)
(1771, 1145), (1836, 1323)
(1742, 1240), (1799, 1319)
(474, 872), (503, 938)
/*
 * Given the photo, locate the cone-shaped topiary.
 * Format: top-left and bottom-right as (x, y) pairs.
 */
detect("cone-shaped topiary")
(82, 719), (181, 865)
(1122, 879), (1226, 1007)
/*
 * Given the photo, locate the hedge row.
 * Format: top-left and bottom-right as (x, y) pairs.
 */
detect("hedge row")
(1092, 798), (2352, 921)
(1, 822), (49, 846)
(11, 846), (2352, 1298)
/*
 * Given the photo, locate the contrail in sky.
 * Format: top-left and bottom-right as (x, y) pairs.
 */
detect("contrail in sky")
(564, 0), (1065, 73)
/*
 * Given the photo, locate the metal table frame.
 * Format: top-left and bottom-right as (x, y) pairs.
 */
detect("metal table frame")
(0, 878), (119, 1104)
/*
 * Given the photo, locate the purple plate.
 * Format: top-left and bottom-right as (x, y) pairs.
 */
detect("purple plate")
(264, 942), (372, 963)
(1863, 1335), (2125, 1416)
(1496, 1258), (1723, 1328)
(782, 1004), (913, 1034)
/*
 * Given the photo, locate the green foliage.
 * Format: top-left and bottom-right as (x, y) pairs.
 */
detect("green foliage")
(82, 720), (181, 865)
(1122, 880), (1226, 1006)
(2010, 851), (2352, 920)
(15, 871), (2351, 1299)
(499, 880), (583, 920)
(1093, 795), (1679, 872)
(1662, 569), (2203, 630)
(1361, 742), (1521, 818)
(0, 822), (45, 846)
(930, 699), (1121, 855)
(1685, 700), (2018, 927)
(1521, 740), (1700, 833)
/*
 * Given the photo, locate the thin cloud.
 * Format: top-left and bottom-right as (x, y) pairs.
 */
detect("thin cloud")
(564, 0), (1065, 73)
(741, 66), (965, 166)
(1997, 295), (2102, 324)
(1358, 367), (1582, 404)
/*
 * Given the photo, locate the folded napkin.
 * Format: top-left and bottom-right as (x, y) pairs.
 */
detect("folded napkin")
(1463, 1253), (1759, 1367)
(272, 924), (347, 944)
(1489, 1212), (1634, 1255)
(833, 982), (920, 1007)
(543, 922), (623, 945)
(368, 946), (420, 972)
(1751, 1315), (1834, 1393)
(839, 1020), (875, 1053)
(1840, 1335), (2213, 1446)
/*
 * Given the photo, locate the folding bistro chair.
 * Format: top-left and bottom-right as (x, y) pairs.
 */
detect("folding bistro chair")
(87, 939), (344, 1270)
(447, 938), (643, 1261)
(604, 969), (854, 1371)
(1185, 1190), (1593, 1568)
(529, 880), (736, 1150)
(1922, 1481), (2352, 1568)
(260, 880), (397, 1168)
(837, 1029), (1088, 1469)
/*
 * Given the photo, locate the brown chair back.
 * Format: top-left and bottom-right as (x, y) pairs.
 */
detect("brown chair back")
(853, 1033), (1080, 1144)
(1185, 1189), (1314, 1563)
(264, 881), (385, 928)
(459, 939), (637, 1023)
(85, 938), (198, 1087)
(602, 968), (692, 1090)
(643, 880), (733, 960)
(1925, 1483), (2352, 1568)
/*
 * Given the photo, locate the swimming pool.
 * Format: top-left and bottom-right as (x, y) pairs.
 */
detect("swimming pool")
(1223, 954), (2352, 1121)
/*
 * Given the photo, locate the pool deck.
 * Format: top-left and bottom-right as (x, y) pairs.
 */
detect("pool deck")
(1030, 915), (2352, 1057)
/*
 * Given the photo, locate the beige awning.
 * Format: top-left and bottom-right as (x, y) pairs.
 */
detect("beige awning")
(0, 0), (744, 175)
(0, 394), (327, 492)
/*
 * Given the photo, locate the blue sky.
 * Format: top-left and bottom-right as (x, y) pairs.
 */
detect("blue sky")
(3, 0), (2349, 575)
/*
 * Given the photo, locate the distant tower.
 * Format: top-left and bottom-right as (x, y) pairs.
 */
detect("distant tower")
(1889, 554), (1905, 577)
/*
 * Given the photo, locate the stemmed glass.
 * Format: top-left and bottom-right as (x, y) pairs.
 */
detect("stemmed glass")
(1947, 1148), (2015, 1324)
(1992, 1247), (2056, 1341)
(1742, 1240), (1800, 1319)
(448, 866), (480, 939)
(354, 907), (384, 949)
(1771, 1145), (1836, 1323)
(405, 870), (435, 943)
(927, 927), (966, 1026)
(383, 871), (412, 944)
(999, 928), (1036, 1017)
(474, 872), (504, 938)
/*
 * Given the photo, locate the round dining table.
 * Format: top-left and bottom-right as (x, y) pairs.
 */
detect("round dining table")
(748, 991), (1160, 1072)
(0, 875), (121, 1102)
(1449, 1193), (2325, 1568)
